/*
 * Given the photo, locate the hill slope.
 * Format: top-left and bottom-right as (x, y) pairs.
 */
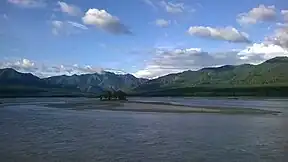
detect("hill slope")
(134, 57), (288, 95)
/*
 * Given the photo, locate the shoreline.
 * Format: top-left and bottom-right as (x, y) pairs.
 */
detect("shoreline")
(0, 98), (282, 115)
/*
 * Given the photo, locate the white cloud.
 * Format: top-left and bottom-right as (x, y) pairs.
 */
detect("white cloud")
(57, 1), (82, 16)
(51, 20), (87, 35)
(160, 1), (189, 14)
(237, 5), (276, 25)
(188, 26), (250, 43)
(1, 58), (38, 73)
(266, 26), (288, 49)
(51, 20), (64, 35)
(82, 8), (131, 35)
(238, 43), (288, 63)
(52, 20), (63, 28)
(155, 19), (170, 27)
(21, 59), (35, 68)
(282, 10), (288, 22)
(8, 0), (46, 8)
(134, 44), (288, 78)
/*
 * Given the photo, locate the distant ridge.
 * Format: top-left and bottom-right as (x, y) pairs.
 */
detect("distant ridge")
(134, 56), (288, 93)
(0, 68), (43, 86)
(1, 56), (288, 97)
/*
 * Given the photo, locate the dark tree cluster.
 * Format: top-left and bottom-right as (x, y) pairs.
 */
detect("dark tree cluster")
(100, 90), (127, 101)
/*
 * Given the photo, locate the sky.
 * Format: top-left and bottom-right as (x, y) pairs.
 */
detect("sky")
(0, 0), (288, 78)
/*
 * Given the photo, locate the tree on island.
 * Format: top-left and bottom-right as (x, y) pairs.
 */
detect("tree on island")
(115, 90), (127, 100)
(100, 90), (112, 100)
(100, 90), (127, 101)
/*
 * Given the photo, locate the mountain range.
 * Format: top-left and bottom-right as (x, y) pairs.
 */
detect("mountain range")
(1, 57), (288, 97)
(0, 68), (147, 97)
(44, 72), (148, 93)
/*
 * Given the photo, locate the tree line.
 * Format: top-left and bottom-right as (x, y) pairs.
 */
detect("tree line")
(132, 86), (288, 97)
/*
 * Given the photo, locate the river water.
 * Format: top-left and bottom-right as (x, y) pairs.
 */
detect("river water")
(0, 97), (287, 162)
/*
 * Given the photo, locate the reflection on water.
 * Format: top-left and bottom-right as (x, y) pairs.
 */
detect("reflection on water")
(0, 101), (287, 162)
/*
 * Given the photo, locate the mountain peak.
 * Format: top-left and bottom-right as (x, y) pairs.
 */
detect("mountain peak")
(0, 68), (36, 78)
(0, 68), (18, 73)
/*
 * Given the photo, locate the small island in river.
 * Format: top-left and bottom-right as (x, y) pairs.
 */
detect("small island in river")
(39, 98), (280, 115)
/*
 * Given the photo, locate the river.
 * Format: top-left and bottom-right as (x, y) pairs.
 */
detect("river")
(0, 97), (287, 162)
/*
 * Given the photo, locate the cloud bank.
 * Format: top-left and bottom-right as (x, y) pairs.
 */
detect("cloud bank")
(0, 58), (106, 78)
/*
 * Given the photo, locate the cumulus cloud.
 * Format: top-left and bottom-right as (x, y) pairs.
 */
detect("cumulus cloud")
(188, 26), (250, 43)
(282, 10), (288, 22)
(82, 8), (131, 35)
(1, 58), (37, 73)
(155, 19), (170, 27)
(238, 43), (288, 63)
(51, 20), (87, 35)
(134, 44), (288, 78)
(237, 5), (276, 25)
(57, 1), (82, 16)
(8, 0), (46, 8)
(266, 26), (288, 49)
(0, 58), (106, 78)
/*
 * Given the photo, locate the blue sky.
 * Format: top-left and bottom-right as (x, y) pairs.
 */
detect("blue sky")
(1, 0), (288, 78)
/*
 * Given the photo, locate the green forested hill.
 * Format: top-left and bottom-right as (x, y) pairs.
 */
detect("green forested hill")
(133, 57), (288, 96)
